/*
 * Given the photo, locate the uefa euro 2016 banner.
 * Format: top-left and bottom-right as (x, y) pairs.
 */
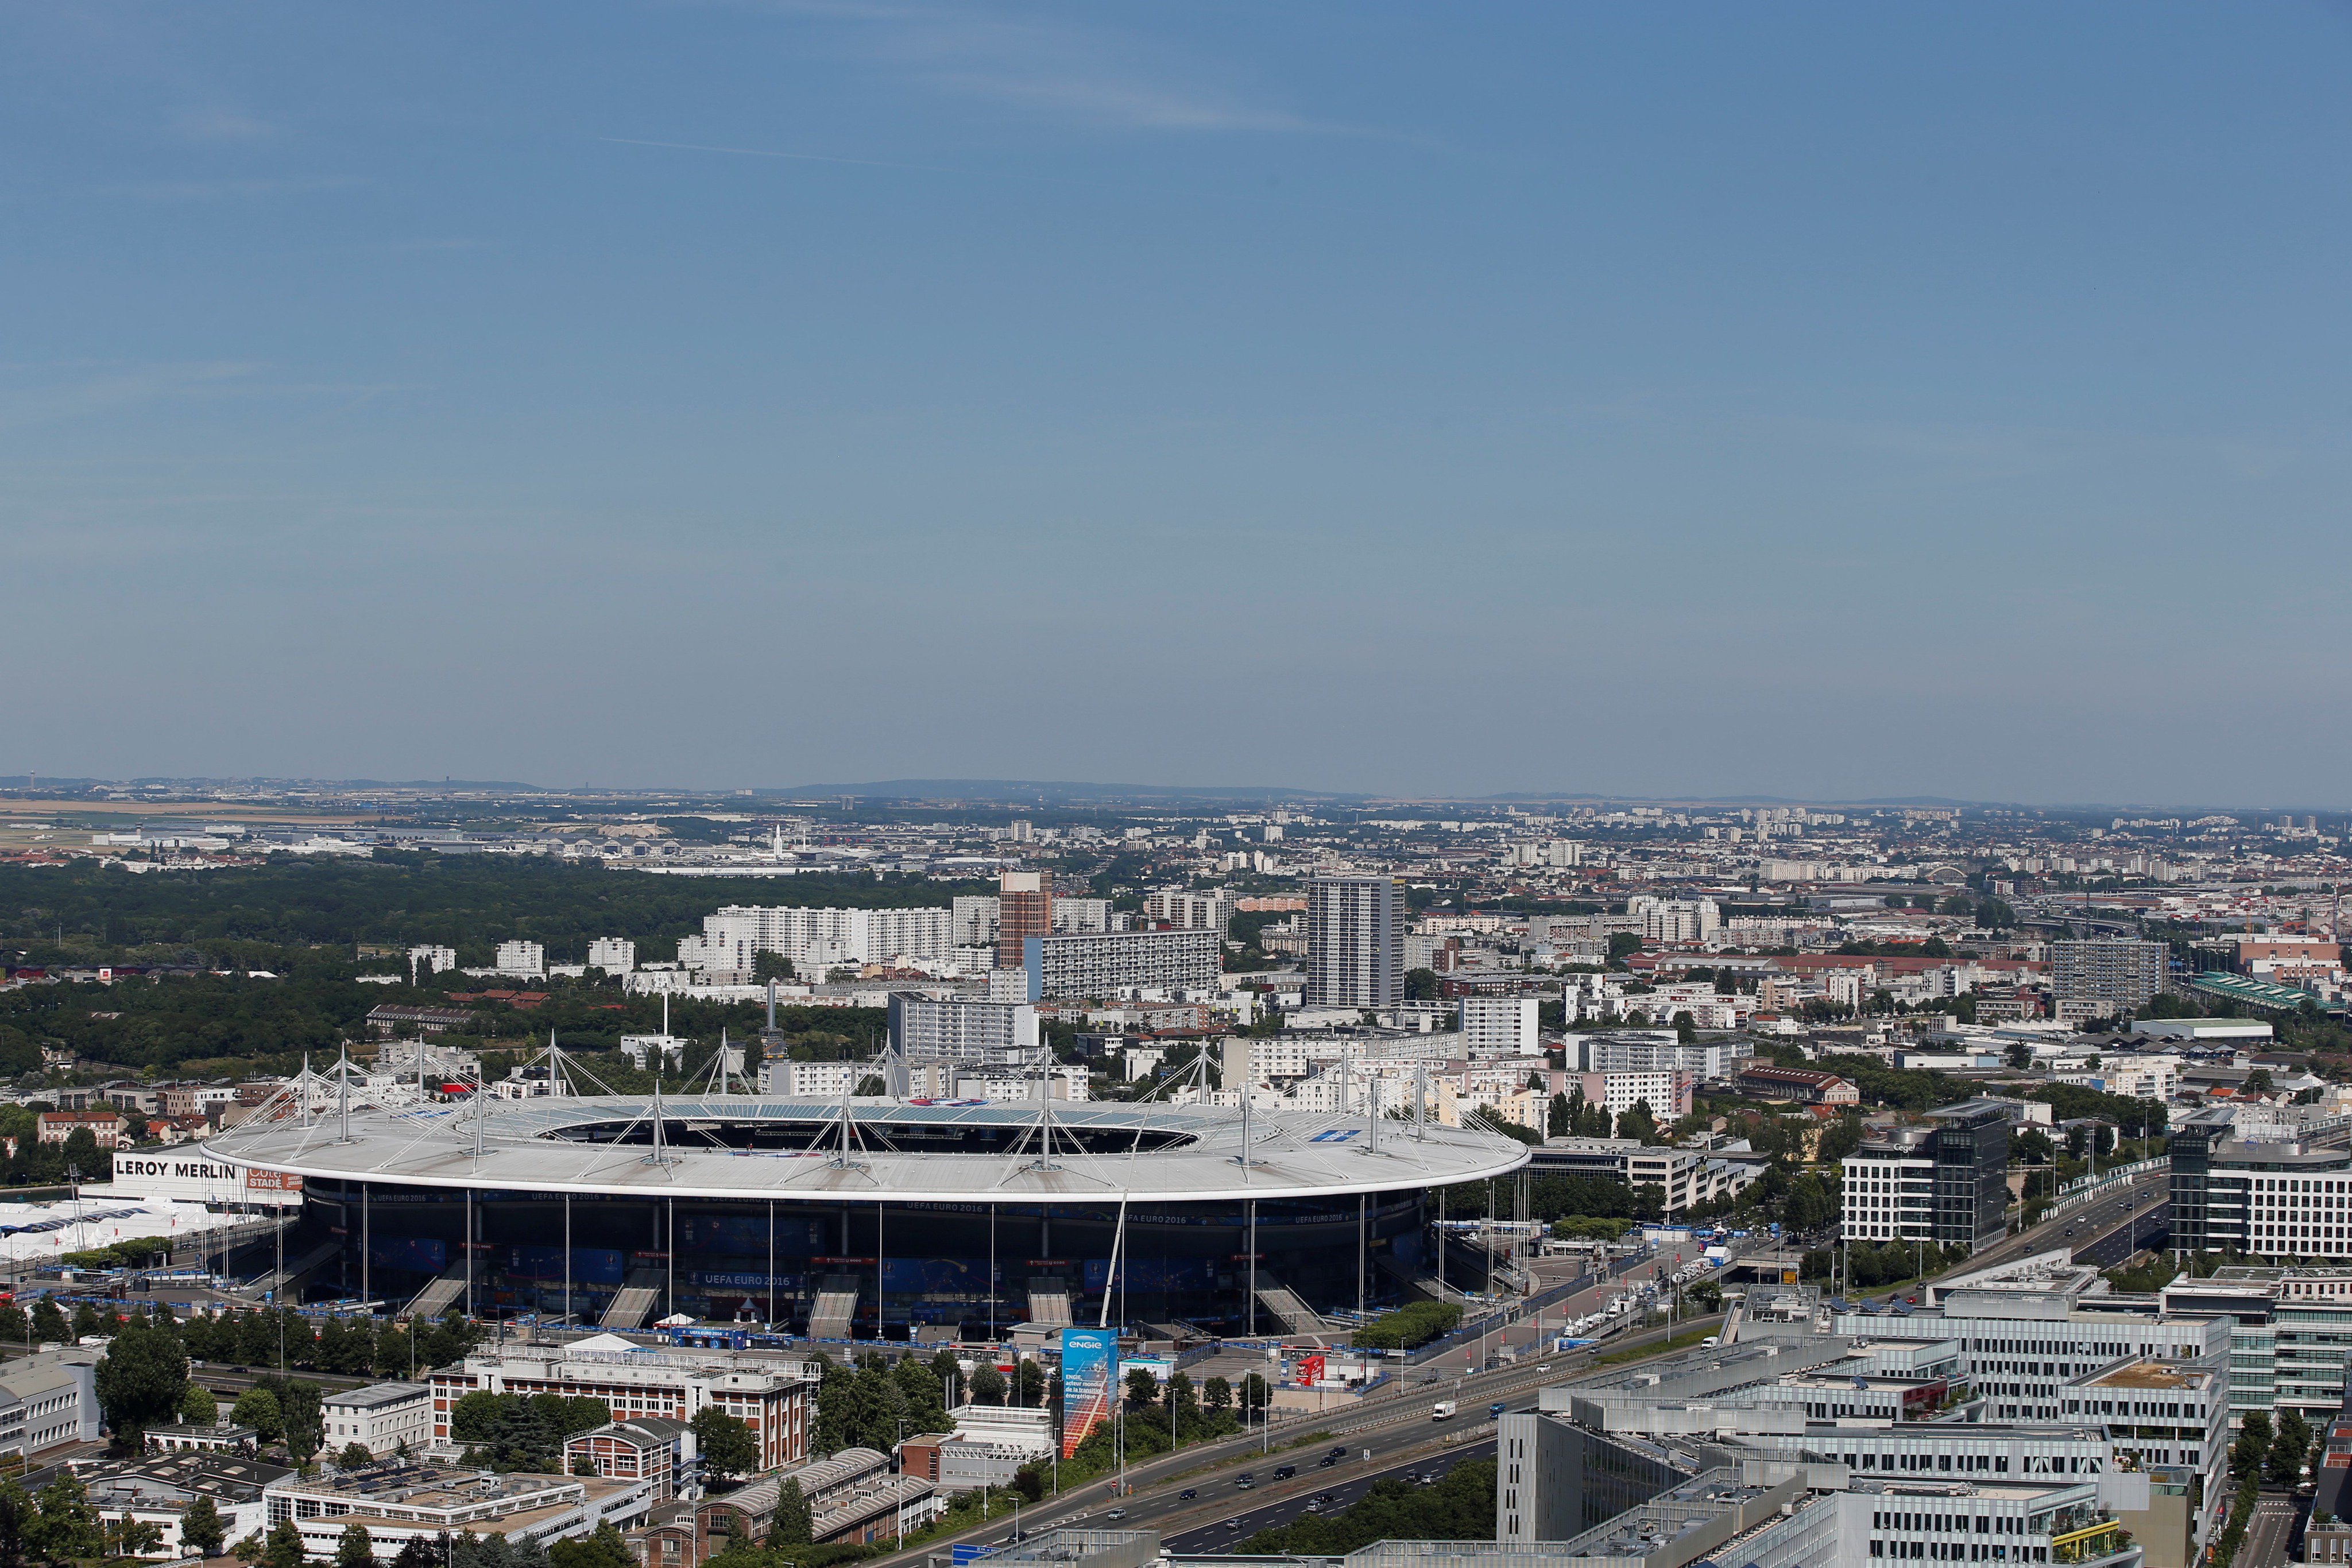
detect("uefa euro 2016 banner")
(1059, 1326), (1115, 1459)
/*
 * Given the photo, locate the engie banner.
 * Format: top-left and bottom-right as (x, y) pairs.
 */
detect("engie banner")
(1060, 1326), (1115, 1459)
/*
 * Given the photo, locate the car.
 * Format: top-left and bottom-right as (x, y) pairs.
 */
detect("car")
(1238, 1473), (1255, 1484)
(1179, 1489), (1197, 1501)
(1275, 1465), (1297, 1480)
(1329, 1446), (1347, 1457)
(1320, 1455), (1338, 1468)
(1105, 1509), (1127, 1521)
(1418, 1473), (1437, 1485)
(1306, 1500), (1323, 1513)
(1223, 1521), (1241, 1532)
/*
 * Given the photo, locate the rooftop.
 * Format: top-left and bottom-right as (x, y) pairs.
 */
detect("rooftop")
(206, 1094), (1527, 1202)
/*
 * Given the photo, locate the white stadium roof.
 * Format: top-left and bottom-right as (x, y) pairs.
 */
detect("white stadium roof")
(205, 1094), (1529, 1205)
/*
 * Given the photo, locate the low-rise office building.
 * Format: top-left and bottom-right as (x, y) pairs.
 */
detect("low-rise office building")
(322, 1381), (431, 1458)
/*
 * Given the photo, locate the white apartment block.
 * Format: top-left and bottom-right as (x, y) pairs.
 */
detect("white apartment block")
(1460, 996), (1541, 1057)
(952, 896), (1000, 947)
(1051, 897), (1116, 934)
(1579, 1035), (1728, 1079)
(759, 1060), (871, 1098)
(887, 993), (1040, 1069)
(587, 937), (637, 974)
(1025, 928), (1221, 999)
(681, 905), (957, 977)
(494, 940), (546, 978)
(1842, 1148), (1937, 1243)
(1143, 888), (1233, 931)
(408, 944), (457, 976)
(1569, 1069), (1693, 1120)
(322, 1381), (431, 1457)
(1627, 896), (1721, 944)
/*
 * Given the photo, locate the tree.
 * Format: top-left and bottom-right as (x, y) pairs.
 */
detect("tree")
(261, 1520), (308, 1568)
(181, 1383), (220, 1426)
(2233, 1412), (2272, 1478)
(690, 1407), (760, 1485)
(1013, 1358), (1048, 1410)
(550, 1523), (635, 1568)
(1671, 1012), (1696, 1043)
(232, 1387), (285, 1443)
(1403, 969), (1440, 1001)
(25, 1473), (104, 1563)
(1615, 1101), (1659, 1145)
(1202, 1376), (1232, 1414)
(968, 1365), (1007, 1407)
(96, 1313), (191, 1438)
(2270, 1409), (2313, 1485)
(1239, 1373), (1269, 1423)
(340, 1442), (376, 1469)
(2247, 1068), (2275, 1094)
(769, 1479), (814, 1547)
(338, 1520), (380, 1568)
(751, 952), (796, 984)
(28, 1300), (67, 1345)
(2004, 1042), (2033, 1070)
(1167, 1370), (1200, 1443)
(181, 1495), (229, 1558)
(394, 1538), (442, 1568)
(1123, 1368), (1160, 1411)
(1546, 1093), (1570, 1138)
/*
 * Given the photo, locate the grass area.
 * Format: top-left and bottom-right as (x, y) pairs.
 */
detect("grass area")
(1587, 1324), (1720, 1369)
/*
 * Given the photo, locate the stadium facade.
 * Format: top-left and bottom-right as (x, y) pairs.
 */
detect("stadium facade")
(204, 1092), (1527, 1337)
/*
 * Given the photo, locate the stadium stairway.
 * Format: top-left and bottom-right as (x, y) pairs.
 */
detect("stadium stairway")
(1026, 1281), (1073, 1327)
(808, 1276), (861, 1340)
(403, 1260), (473, 1320)
(599, 1267), (666, 1330)
(1253, 1276), (1328, 1337)
(253, 1240), (341, 1299)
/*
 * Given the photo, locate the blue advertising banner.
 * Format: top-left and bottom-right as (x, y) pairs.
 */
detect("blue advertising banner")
(510, 1246), (625, 1284)
(1084, 1256), (1209, 1292)
(368, 1236), (447, 1273)
(1059, 1326), (1115, 1458)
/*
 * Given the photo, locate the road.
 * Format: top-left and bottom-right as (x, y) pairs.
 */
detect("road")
(1160, 1435), (1496, 1551)
(2242, 1490), (2298, 1568)
(866, 1310), (1719, 1568)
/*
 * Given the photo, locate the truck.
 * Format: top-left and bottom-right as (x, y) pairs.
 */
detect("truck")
(1433, 1400), (1457, 1420)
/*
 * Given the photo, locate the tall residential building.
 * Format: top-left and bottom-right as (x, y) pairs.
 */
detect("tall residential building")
(886, 993), (1040, 1071)
(1577, 1034), (1728, 1081)
(493, 940), (544, 979)
(678, 905), (957, 977)
(2051, 939), (2170, 1011)
(1143, 888), (1232, 931)
(1460, 996), (1541, 1056)
(1838, 1098), (2010, 1254)
(1050, 897), (1115, 934)
(1626, 896), (1721, 944)
(1305, 876), (1405, 1008)
(1022, 929), (1220, 1001)
(951, 896), (1000, 948)
(996, 872), (1052, 970)
(586, 937), (636, 974)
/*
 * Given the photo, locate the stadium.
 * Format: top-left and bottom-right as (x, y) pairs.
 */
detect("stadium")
(203, 1086), (1529, 1338)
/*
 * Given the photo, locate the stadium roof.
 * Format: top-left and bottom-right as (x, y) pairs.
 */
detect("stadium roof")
(204, 1094), (1528, 1204)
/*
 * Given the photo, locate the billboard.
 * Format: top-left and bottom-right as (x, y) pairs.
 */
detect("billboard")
(111, 1152), (303, 1209)
(1059, 1326), (1115, 1459)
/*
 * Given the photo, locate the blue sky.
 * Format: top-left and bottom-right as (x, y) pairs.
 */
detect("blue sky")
(6, 3), (2349, 805)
